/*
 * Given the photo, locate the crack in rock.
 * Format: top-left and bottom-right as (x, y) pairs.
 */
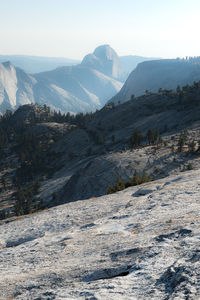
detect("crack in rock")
(155, 228), (192, 242)
(83, 265), (132, 282)
(110, 247), (142, 261)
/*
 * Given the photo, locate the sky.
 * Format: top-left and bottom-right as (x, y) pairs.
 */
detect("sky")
(1, 0), (200, 60)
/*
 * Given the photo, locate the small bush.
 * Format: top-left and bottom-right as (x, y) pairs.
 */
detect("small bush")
(187, 163), (193, 170)
(107, 171), (154, 194)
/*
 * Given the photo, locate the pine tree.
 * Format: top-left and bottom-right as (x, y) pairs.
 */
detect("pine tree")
(178, 131), (187, 152)
(130, 129), (143, 148)
(146, 128), (154, 145)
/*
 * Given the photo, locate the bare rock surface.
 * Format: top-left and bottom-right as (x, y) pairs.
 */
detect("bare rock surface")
(47, 140), (200, 204)
(0, 169), (200, 299)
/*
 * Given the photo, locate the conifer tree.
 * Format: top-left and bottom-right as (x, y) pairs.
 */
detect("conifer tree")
(146, 128), (154, 145)
(130, 129), (143, 148)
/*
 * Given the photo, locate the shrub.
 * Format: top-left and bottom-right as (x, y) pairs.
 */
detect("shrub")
(107, 171), (154, 194)
(187, 163), (193, 170)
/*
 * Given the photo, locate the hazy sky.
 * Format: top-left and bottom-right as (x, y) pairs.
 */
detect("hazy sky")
(1, 0), (200, 59)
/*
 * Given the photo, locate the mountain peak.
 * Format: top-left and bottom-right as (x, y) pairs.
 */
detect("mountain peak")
(81, 45), (124, 80)
(93, 44), (118, 61)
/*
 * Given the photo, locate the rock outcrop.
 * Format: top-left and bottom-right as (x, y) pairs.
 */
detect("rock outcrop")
(81, 44), (124, 80)
(110, 58), (200, 104)
(0, 169), (200, 299)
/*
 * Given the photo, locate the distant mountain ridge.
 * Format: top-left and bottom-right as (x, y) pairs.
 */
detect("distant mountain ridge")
(81, 45), (159, 81)
(0, 55), (80, 74)
(119, 55), (160, 75)
(110, 58), (200, 104)
(0, 45), (163, 114)
(0, 48), (159, 77)
(0, 45), (124, 114)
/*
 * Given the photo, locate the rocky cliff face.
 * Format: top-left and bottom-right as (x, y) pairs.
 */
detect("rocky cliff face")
(0, 169), (200, 299)
(110, 58), (200, 104)
(0, 62), (36, 112)
(119, 54), (160, 75)
(81, 44), (124, 80)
